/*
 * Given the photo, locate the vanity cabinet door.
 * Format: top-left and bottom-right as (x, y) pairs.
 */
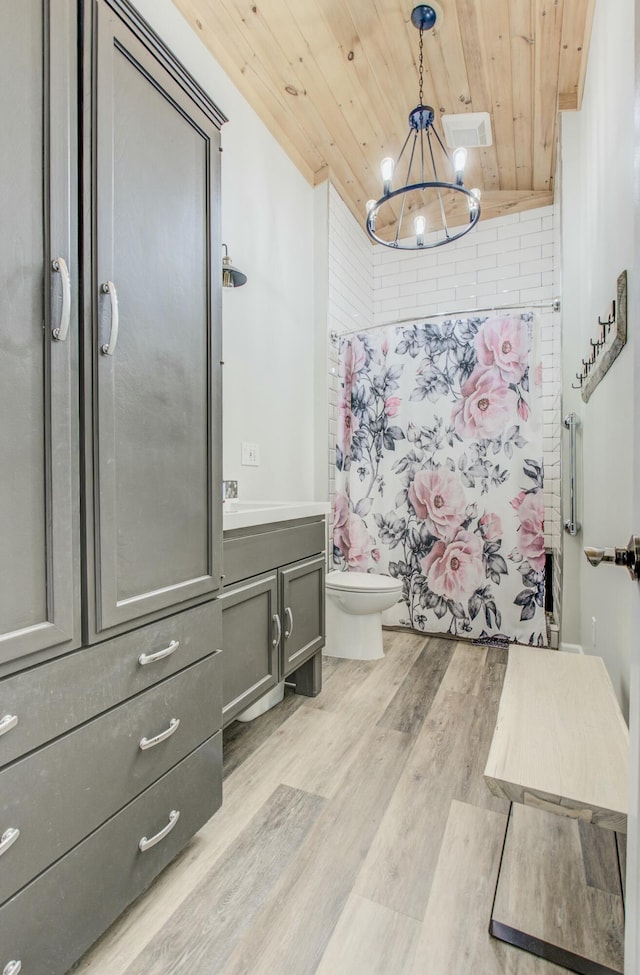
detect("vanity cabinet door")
(0, 0), (79, 670)
(88, 0), (223, 637)
(220, 573), (279, 727)
(280, 555), (326, 678)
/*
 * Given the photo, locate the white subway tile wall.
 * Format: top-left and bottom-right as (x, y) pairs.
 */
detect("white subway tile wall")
(327, 189), (561, 621)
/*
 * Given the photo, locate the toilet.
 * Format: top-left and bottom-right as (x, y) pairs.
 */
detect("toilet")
(325, 570), (403, 660)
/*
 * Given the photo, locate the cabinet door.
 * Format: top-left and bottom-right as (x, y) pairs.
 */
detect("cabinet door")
(280, 556), (326, 677)
(90, 0), (223, 635)
(0, 0), (78, 669)
(219, 573), (279, 726)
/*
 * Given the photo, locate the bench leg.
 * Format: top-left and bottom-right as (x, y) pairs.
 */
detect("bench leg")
(489, 803), (624, 975)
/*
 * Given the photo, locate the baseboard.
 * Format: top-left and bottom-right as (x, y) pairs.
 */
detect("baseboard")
(560, 642), (584, 654)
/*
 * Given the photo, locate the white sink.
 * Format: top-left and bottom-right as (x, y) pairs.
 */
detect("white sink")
(223, 500), (290, 512)
(222, 499), (330, 530)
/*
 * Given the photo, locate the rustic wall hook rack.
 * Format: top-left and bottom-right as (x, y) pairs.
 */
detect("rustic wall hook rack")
(574, 271), (627, 402)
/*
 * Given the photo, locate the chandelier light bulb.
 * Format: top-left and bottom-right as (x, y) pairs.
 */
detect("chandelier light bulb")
(414, 214), (426, 247)
(452, 146), (468, 184)
(380, 157), (395, 194)
(366, 199), (377, 230)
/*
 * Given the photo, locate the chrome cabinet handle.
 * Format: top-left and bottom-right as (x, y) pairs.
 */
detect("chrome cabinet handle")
(272, 613), (282, 647)
(138, 810), (179, 852)
(0, 828), (20, 858)
(284, 607), (294, 640)
(3, 961), (22, 975)
(139, 718), (180, 751)
(100, 280), (119, 355)
(138, 640), (180, 666)
(0, 714), (18, 738)
(51, 257), (71, 341)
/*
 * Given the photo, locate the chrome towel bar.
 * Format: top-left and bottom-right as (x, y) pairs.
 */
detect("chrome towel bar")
(563, 413), (580, 536)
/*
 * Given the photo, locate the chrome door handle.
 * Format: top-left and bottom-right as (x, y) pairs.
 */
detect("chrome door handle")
(51, 257), (71, 341)
(139, 718), (180, 751)
(0, 828), (20, 858)
(0, 714), (18, 737)
(138, 640), (180, 666)
(138, 810), (179, 852)
(584, 535), (640, 580)
(272, 613), (282, 647)
(284, 606), (294, 640)
(3, 961), (22, 975)
(100, 280), (119, 355)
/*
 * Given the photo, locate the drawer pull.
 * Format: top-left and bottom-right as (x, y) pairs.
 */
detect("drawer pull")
(139, 810), (179, 852)
(138, 639), (180, 666)
(272, 613), (282, 648)
(139, 718), (180, 751)
(3, 962), (21, 975)
(284, 606), (294, 640)
(0, 714), (18, 737)
(0, 828), (20, 858)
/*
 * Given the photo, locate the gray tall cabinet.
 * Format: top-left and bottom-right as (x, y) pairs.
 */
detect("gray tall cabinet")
(0, 1), (225, 972)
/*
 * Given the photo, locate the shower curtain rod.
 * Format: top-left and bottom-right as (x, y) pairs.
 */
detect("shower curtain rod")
(330, 296), (561, 341)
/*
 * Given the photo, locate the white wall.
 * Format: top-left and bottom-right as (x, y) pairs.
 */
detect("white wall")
(132, 0), (318, 501)
(560, 0), (634, 713)
(327, 185), (374, 511)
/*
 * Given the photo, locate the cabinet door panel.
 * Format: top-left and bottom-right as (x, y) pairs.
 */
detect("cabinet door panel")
(92, 1), (222, 634)
(0, 0), (78, 666)
(220, 574), (279, 726)
(281, 556), (326, 677)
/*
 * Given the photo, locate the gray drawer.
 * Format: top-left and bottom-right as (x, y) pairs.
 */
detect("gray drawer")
(223, 518), (325, 586)
(0, 733), (222, 975)
(0, 652), (221, 906)
(0, 599), (221, 767)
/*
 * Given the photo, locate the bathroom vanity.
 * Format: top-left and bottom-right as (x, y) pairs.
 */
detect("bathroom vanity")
(221, 504), (329, 725)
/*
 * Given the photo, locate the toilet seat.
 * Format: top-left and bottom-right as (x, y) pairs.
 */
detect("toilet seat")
(326, 570), (402, 594)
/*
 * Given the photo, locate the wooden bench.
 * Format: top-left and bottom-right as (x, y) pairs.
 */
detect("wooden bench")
(484, 647), (629, 975)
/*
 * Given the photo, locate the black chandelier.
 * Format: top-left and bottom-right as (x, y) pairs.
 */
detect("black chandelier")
(365, 4), (481, 250)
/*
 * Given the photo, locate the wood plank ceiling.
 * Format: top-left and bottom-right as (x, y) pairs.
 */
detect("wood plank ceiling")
(173, 0), (595, 242)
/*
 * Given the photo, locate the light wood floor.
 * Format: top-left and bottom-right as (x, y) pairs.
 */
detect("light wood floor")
(75, 633), (583, 975)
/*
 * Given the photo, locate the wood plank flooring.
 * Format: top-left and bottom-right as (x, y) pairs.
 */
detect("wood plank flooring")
(74, 633), (595, 975)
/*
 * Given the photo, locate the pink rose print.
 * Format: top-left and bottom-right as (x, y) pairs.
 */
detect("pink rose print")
(384, 396), (401, 417)
(451, 366), (516, 440)
(475, 316), (530, 384)
(333, 494), (350, 560)
(534, 361), (543, 388)
(408, 467), (467, 541)
(332, 497), (373, 570)
(420, 530), (485, 602)
(340, 336), (367, 392)
(516, 491), (545, 571)
(479, 512), (502, 541)
(510, 490), (526, 510)
(337, 397), (359, 454)
(344, 513), (373, 570)
(517, 397), (529, 422)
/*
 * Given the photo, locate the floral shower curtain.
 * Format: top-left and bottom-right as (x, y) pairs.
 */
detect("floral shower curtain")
(333, 313), (547, 646)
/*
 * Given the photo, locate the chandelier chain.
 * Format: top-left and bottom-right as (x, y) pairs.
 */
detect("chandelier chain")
(418, 25), (424, 106)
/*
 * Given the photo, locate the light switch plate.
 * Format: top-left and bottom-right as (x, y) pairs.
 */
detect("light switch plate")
(241, 442), (259, 466)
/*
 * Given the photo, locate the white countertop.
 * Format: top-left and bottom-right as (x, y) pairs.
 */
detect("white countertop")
(222, 500), (330, 532)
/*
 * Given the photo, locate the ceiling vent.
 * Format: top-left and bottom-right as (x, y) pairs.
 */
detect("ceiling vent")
(441, 112), (493, 149)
